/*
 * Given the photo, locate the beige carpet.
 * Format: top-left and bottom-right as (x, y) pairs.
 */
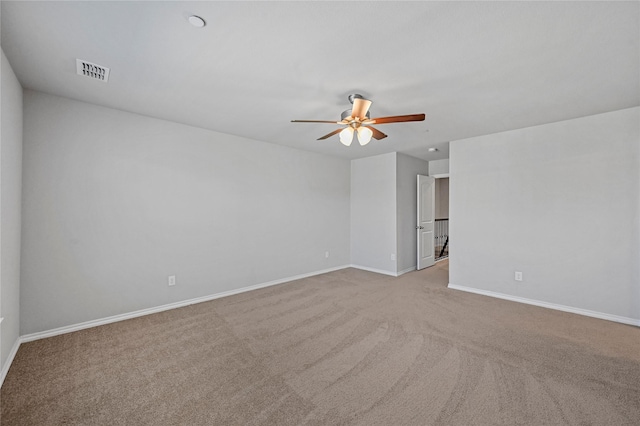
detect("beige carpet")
(2, 261), (639, 425)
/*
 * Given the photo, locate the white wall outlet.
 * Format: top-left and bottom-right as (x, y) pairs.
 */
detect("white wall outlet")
(168, 275), (176, 286)
(391, 253), (396, 261)
(325, 251), (330, 258)
(515, 271), (523, 282)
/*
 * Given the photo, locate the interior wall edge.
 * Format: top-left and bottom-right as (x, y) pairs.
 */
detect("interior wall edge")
(0, 47), (24, 383)
(0, 337), (21, 390)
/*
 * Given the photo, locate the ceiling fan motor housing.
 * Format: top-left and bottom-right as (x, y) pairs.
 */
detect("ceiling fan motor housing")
(341, 109), (370, 122)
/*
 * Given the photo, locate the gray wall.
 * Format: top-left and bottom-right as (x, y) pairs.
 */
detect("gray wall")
(1, 50), (23, 370)
(350, 152), (429, 275)
(429, 159), (449, 176)
(396, 153), (429, 273)
(21, 91), (351, 334)
(450, 107), (640, 321)
(350, 153), (397, 274)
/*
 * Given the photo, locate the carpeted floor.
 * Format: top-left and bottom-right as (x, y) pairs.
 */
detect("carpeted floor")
(2, 260), (639, 425)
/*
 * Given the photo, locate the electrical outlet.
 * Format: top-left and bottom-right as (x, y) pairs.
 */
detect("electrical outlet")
(325, 251), (330, 258)
(168, 275), (176, 286)
(391, 254), (396, 261)
(515, 271), (523, 282)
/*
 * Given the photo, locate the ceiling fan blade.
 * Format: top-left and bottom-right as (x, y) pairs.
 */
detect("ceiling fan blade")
(350, 98), (372, 120)
(317, 128), (343, 140)
(292, 119), (341, 124)
(366, 113), (426, 125)
(368, 126), (388, 140)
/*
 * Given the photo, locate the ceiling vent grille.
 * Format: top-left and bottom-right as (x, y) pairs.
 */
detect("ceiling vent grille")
(76, 59), (110, 82)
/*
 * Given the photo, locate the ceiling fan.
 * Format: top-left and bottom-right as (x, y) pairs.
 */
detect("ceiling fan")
(292, 94), (425, 146)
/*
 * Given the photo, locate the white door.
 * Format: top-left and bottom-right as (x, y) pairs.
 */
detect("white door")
(417, 175), (435, 270)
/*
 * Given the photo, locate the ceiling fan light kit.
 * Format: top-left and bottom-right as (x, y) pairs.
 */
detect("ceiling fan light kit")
(292, 94), (425, 146)
(339, 127), (354, 146)
(338, 122), (373, 146)
(356, 126), (373, 146)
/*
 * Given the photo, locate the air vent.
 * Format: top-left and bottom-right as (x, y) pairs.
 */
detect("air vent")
(76, 59), (110, 82)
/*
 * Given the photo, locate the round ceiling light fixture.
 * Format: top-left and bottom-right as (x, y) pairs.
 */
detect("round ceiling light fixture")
(428, 147), (439, 152)
(188, 15), (206, 28)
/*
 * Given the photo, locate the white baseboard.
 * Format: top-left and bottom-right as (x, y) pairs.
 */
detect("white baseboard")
(350, 264), (398, 277)
(0, 337), (21, 389)
(349, 265), (416, 277)
(448, 283), (640, 327)
(397, 266), (416, 276)
(20, 264), (351, 343)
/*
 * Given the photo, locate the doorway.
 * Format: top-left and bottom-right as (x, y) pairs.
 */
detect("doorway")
(434, 177), (449, 261)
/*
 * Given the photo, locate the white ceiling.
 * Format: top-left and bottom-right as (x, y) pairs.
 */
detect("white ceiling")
(2, 1), (638, 161)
